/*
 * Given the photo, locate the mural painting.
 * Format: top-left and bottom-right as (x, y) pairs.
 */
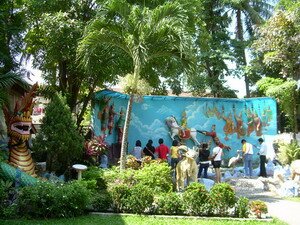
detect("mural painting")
(92, 90), (277, 160)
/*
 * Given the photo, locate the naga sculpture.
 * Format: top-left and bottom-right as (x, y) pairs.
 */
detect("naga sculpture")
(2, 83), (38, 176)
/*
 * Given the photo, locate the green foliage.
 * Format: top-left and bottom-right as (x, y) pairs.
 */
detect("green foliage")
(82, 167), (107, 190)
(17, 181), (91, 218)
(125, 183), (154, 214)
(109, 183), (131, 213)
(155, 192), (184, 215)
(235, 197), (250, 218)
(0, 180), (18, 219)
(210, 183), (237, 216)
(278, 141), (300, 165)
(32, 94), (84, 175)
(182, 182), (210, 216)
(90, 191), (112, 212)
(256, 77), (298, 134)
(134, 162), (173, 193)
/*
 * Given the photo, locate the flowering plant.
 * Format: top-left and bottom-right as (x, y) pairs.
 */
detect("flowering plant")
(85, 135), (109, 157)
(250, 200), (268, 218)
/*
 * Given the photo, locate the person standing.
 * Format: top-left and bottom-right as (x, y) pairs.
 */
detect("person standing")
(170, 140), (179, 170)
(211, 145), (223, 183)
(241, 139), (253, 178)
(143, 139), (156, 159)
(258, 138), (267, 177)
(198, 143), (210, 179)
(155, 138), (169, 160)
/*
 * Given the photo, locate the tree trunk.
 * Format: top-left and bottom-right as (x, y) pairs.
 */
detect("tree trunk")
(76, 83), (96, 128)
(236, 9), (250, 98)
(119, 94), (134, 171)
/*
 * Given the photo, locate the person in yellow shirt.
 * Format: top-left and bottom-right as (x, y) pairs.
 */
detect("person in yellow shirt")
(241, 139), (253, 178)
(170, 140), (179, 170)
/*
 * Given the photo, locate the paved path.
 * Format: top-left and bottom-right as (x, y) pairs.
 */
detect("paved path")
(261, 197), (300, 225)
(228, 178), (300, 225)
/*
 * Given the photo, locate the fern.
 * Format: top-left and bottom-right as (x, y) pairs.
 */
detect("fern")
(278, 141), (300, 165)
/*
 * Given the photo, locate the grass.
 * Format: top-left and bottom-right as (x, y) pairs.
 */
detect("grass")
(285, 197), (300, 202)
(0, 214), (287, 225)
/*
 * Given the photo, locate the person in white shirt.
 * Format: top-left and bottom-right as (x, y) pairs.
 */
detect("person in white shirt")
(241, 139), (253, 178)
(132, 140), (143, 162)
(258, 138), (267, 177)
(211, 146), (223, 183)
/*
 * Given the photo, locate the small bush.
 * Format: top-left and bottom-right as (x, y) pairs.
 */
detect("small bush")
(155, 192), (183, 215)
(91, 191), (112, 212)
(109, 183), (131, 212)
(209, 183), (237, 216)
(250, 200), (268, 219)
(82, 166), (107, 190)
(278, 141), (300, 165)
(235, 197), (250, 218)
(182, 182), (210, 216)
(125, 183), (154, 214)
(135, 162), (173, 193)
(17, 181), (91, 218)
(0, 180), (18, 219)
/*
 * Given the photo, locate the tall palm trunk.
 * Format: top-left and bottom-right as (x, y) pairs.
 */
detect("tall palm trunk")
(236, 9), (250, 98)
(120, 56), (141, 171)
(120, 94), (134, 170)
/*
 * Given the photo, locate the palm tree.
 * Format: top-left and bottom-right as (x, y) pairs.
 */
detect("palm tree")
(78, 0), (194, 170)
(224, 0), (273, 97)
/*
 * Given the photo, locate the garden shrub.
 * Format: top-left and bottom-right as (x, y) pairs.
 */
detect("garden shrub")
(17, 181), (91, 218)
(209, 183), (237, 216)
(125, 183), (154, 214)
(278, 141), (300, 165)
(250, 200), (268, 219)
(0, 180), (18, 219)
(235, 197), (250, 218)
(32, 94), (84, 175)
(182, 182), (210, 216)
(91, 191), (112, 212)
(82, 166), (107, 190)
(155, 192), (183, 215)
(109, 183), (131, 212)
(103, 167), (136, 188)
(135, 161), (173, 192)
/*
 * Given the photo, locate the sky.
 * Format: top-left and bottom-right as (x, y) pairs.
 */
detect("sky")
(24, 63), (247, 99)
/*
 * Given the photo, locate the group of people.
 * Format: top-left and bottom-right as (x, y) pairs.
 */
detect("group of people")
(241, 138), (267, 178)
(130, 136), (268, 184)
(131, 138), (170, 162)
(197, 137), (268, 183)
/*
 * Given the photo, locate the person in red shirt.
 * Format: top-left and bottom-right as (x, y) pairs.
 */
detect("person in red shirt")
(155, 138), (170, 160)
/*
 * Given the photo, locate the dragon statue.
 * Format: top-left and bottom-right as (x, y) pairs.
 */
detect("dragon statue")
(0, 83), (38, 186)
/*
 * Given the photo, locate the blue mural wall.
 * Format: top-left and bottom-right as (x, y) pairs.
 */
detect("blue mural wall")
(92, 90), (277, 160)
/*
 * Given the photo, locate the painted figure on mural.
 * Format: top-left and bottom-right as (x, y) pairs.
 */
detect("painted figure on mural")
(197, 124), (217, 138)
(262, 106), (272, 127)
(233, 105), (246, 139)
(99, 98), (110, 133)
(116, 108), (125, 143)
(213, 136), (231, 150)
(221, 107), (235, 140)
(246, 108), (255, 136)
(107, 104), (116, 134)
(253, 111), (262, 136)
(180, 111), (189, 139)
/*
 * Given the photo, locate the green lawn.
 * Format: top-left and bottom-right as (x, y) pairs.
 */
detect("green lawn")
(0, 214), (287, 225)
(285, 197), (300, 202)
